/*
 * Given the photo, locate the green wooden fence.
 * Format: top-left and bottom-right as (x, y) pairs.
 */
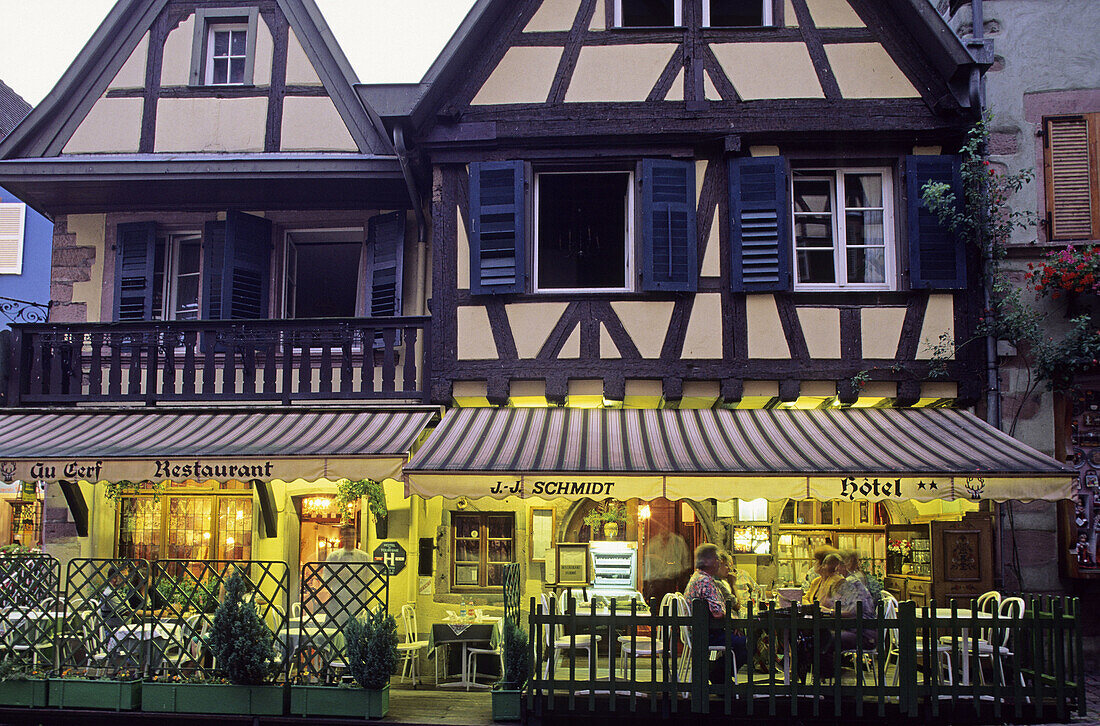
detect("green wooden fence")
(527, 595), (1084, 722)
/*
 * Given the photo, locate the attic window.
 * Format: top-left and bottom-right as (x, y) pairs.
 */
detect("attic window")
(616, 0), (683, 28)
(704, 0), (774, 27)
(190, 7), (259, 86)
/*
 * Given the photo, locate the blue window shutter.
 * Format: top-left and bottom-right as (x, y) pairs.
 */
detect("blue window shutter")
(729, 156), (790, 292)
(907, 155), (966, 289)
(114, 221), (158, 321)
(469, 160), (526, 295)
(641, 159), (697, 292)
(202, 212), (271, 320)
(366, 211), (406, 317)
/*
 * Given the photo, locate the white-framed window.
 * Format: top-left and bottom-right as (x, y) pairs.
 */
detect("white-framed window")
(615, 0), (683, 28)
(704, 0), (773, 27)
(533, 170), (635, 293)
(205, 23), (249, 85)
(152, 233), (202, 320)
(0, 202), (26, 275)
(791, 168), (896, 290)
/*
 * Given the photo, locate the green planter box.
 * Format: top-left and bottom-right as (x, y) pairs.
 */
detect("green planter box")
(492, 688), (522, 722)
(47, 678), (141, 711)
(290, 684), (389, 718)
(140, 682), (285, 715)
(0, 679), (48, 707)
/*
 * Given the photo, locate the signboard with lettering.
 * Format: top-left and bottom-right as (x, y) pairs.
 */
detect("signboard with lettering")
(373, 541), (407, 576)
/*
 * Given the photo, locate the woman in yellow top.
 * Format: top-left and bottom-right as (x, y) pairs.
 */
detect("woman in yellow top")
(802, 548), (843, 605)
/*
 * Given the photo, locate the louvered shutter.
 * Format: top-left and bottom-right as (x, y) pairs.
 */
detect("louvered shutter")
(469, 161), (525, 295)
(907, 155), (966, 289)
(641, 159), (697, 292)
(1046, 117), (1096, 240)
(202, 212), (271, 320)
(0, 203), (26, 275)
(729, 156), (790, 292)
(366, 211), (405, 317)
(113, 221), (158, 321)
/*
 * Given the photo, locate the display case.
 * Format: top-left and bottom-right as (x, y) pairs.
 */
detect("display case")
(775, 530), (886, 586)
(589, 541), (638, 594)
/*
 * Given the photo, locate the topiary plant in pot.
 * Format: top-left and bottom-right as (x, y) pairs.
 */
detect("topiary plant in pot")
(343, 610), (399, 719)
(492, 620), (530, 722)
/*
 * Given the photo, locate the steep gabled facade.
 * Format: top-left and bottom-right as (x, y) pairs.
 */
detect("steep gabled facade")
(408, 0), (988, 411)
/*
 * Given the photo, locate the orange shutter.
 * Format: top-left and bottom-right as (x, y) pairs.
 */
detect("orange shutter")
(1046, 116), (1098, 240)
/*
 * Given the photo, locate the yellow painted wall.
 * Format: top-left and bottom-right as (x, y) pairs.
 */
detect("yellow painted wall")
(861, 307), (906, 359)
(805, 0), (865, 27)
(68, 215), (107, 323)
(161, 15), (194, 86)
(472, 46), (563, 105)
(524, 0), (582, 32)
(796, 307), (841, 359)
(600, 324), (620, 359)
(590, 0), (606, 30)
(155, 97), (268, 152)
(109, 32), (149, 90)
(280, 96), (358, 151)
(825, 44), (920, 99)
(610, 301), (674, 358)
(784, 0), (799, 26)
(559, 326), (581, 358)
(505, 302), (569, 358)
(916, 294), (955, 360)
(682, 293), (724, 358)
(709, 43), (824, 100)
(63, 97), (143, 154)
(745, 295), (791, 359)
(457, 306), (498, 360)
(285, 28), (323, 86)
(565, 45), (677, 103)
(456, 206), (471, 289)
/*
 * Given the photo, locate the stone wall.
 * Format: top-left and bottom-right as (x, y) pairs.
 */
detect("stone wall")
(48, 216), (94, 324)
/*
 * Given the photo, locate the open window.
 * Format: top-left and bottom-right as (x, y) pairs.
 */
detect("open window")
(284, 230), (364, 318)
(151, 233), (202, 321)
(704, 0), (774, 27)
(190, 7), (260, 86)
(615, 0), (683, 28)
(534, 170), (634, 292)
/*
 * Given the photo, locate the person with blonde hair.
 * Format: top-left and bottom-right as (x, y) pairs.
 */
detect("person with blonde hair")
(801, 546), (840, 605)
(803, 551), (843, 605)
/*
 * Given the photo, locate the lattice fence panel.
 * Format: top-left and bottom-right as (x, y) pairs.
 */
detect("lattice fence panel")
(502, 562), (522, 628)
(0, 554), (60, 673)
(59, 558), (149, 678)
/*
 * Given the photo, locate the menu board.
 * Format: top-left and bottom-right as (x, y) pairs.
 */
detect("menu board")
(555, 543), (590, 585)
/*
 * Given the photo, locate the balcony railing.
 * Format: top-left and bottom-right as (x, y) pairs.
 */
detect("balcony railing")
(4, 317), (430, 406)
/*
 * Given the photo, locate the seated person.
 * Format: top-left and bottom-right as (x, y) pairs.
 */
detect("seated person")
(685, 544), (748, 680)
(802, 548), (842, 606)
(822, 553), (878, 651)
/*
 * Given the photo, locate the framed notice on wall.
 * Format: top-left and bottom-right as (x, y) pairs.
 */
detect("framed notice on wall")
(529, 507), (555, 563)
(555, 542), (590, 586)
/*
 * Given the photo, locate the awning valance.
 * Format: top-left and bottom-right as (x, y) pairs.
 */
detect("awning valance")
(404, 408), (1074, 503)
(0, 407), (436, 485)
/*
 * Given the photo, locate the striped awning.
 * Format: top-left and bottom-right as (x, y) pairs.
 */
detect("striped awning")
(0, 408), (436, 485)
(404, 408), (1074, 502)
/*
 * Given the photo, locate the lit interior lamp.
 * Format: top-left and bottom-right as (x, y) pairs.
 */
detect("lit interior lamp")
(235, 510), (243, 520)
(203, 532), (211, 540)
(638, 504), (651, 520)
(226, 536), (235, 546)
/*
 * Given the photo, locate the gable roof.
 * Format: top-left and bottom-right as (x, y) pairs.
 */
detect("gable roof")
(0, 80), (31, 139)
(390, 0), (983, 130)
(0, 0), (394, 160)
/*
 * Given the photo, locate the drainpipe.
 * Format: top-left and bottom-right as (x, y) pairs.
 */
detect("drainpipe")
(393, 125), (431, 318)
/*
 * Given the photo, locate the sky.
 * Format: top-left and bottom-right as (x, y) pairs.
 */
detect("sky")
(0, 0), (478, 106)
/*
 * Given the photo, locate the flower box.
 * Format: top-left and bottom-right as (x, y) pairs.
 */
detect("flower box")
(0, 679), (48, 707)
(47, 678), (141, 711)
(140, 681), (284, 715)
(290, 684), (388, 718)
(491, 687), (522, 722)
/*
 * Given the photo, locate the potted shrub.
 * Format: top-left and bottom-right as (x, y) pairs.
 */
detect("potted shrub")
(0, 657), (47, 708)
(584, 503), (626, 540)
(144, 570), (283, 715)
(343, 610), (399, 719)
(492, 621), (529, 722)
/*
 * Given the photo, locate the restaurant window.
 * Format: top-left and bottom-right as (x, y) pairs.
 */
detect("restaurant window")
(117, 492), (253, 561)
(737, 498), (768, 522)
(615, 0), (682, 27)
(535, 171), (633, 292)
(452, 513), (515, 589)
(792, 168), (896, 290)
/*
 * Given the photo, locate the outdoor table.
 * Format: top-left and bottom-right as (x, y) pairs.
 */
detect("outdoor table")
(428, 617), (502, 689)
(0, 609), (64, 669)
(109, 622), (182, 676)
(933, 607), (994, 686)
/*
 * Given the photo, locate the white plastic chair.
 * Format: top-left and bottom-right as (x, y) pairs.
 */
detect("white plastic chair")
(618, 592), (675, 677)
(976, 596), (1025, 687)
(396, 603), (431, 684)
(538, 594), (601, 678)
(888, 602), (953, 686)
(678, 593), (737, 685)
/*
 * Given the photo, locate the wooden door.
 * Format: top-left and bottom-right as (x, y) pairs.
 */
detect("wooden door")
(932, 514), (994, 604)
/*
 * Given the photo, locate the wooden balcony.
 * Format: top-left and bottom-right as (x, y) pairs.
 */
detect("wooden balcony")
(4, 317), (431, 406)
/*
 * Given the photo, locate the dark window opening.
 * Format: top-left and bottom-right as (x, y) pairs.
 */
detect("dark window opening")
(708, 0), (767, 27)
(537, 172), (630, 290)
(621, 0), (678, 27)
(288, 242), (361, 318)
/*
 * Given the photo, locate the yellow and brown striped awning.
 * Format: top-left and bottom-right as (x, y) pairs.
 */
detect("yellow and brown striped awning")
(0, 407), (436, 485)
(404, 408), (1073, 503)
